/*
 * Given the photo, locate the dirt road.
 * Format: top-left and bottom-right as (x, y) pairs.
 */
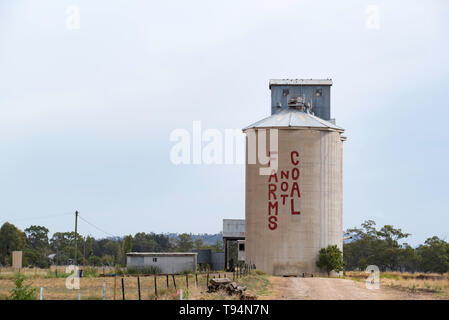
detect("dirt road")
(268, 277), (439, 300)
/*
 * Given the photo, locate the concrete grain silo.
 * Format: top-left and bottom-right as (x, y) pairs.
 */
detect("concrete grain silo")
(243, 79), (345, 276)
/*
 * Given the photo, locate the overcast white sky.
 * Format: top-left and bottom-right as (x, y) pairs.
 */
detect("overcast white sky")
(0, 0), (448, 245)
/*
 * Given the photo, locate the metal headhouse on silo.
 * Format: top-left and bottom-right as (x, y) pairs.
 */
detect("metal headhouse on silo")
(243, 79), (345, 276)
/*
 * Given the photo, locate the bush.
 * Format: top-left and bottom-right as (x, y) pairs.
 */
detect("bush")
(316, 245), (344, 276)
(9, 273), (38, 300)
(88, 256), (102, 267)
(180, 270), (192, 275)
(82, 267), (99, 277)
(45, 269), (71, 279)
(127, 266), (162, 275)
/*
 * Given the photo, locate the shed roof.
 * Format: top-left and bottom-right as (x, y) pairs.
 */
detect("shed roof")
(127, 252), (197, 257)
(243, 108), (344, 132)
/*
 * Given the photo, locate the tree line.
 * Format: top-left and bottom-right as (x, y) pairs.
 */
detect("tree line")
(344, 220), (449, 273)
(1, 220), (448, 273)
(0, 222), (223, 268)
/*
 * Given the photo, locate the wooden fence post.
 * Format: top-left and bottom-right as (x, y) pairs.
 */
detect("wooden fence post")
(172, 274), (176, 289)
(166, 275), (169, 288)
(113, 276), (117, 300)
(186, 274), (189, 289)
(137, 276), (141, 300)
(195, 273), (198, 287)
(154, 274), (158, 299)
(121, 277), (125, 300)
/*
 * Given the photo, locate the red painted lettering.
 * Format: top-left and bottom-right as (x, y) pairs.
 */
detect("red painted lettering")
(280, 194), (288, 205)
(268, 201), (278, 216)
(292, 168), (300, 180)
(280, 182), (288, 192)
(268, 172), (278, 183)
(268, 184), (277, 200)
(268, 216), (278, 230)
(280, 170), (289, 179)
(290, 182), (300, 197)
(291, 198), (300, 215)
(291, 151), (299, 165)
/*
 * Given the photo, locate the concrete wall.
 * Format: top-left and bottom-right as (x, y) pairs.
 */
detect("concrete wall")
(223, 219), (245, 238)
(127, 254), (197, 274)
(245, 129), (343, 275)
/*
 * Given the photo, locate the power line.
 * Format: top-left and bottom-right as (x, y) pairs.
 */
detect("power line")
(78, 214), (119, 238)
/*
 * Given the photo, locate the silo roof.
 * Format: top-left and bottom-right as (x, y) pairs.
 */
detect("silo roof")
(243, 108), (344, 132)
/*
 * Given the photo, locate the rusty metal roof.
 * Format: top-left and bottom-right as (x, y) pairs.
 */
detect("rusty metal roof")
(243, 108), (344, 132)
(269, 79), (333, 88)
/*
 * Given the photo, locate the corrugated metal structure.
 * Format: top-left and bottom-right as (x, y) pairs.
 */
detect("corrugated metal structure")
(191, 249), (225, 271)
(269, 79), (332, 120)
(243, 79), (345, 276)
(126, 252), (197, 274)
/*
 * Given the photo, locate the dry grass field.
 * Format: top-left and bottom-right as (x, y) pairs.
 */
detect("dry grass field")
(1, 267), (448, 300)
(0, 267), (240, 300)
(344, 271), (449, 298)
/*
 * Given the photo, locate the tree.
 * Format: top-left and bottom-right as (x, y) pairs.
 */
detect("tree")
(24, 226), (49, 251)
(316, 245), (343, 276)
(0, 222), (26, 265)
(88, 255), (102, 266)
(85, 236), (93, 258)
(176, 233), (193, 252)
(193, 238), (203, 250)
(416, 237), (449, 274)
(343, 220), (411, 271)
(122, 235), (133, 265)
(24, 225), (50, 268)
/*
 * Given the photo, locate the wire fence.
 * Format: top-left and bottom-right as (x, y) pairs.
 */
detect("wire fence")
(0, 265), (255, 300)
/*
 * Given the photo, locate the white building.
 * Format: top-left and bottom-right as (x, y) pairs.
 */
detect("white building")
(126, 252), (197, 274)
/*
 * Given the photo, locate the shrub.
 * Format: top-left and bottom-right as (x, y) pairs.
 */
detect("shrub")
(316, 245), (344, 276)
(82, 267), (99, 277)
(180, 270), (192, 275)
(9, 273), (38, 300)
(127, 266), (162, 275)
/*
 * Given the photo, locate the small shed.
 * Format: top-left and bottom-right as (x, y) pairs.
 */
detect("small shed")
(126, 252), (197, 274)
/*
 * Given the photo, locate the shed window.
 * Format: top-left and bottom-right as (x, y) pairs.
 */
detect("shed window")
(153, 258), (157, 262)
(282, 89), (289, 96)
(315, 89), (322, 97)
(239, 243), (245, 251)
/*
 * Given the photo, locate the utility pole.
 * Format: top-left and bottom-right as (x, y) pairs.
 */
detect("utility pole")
(74, 210), (79, 265)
